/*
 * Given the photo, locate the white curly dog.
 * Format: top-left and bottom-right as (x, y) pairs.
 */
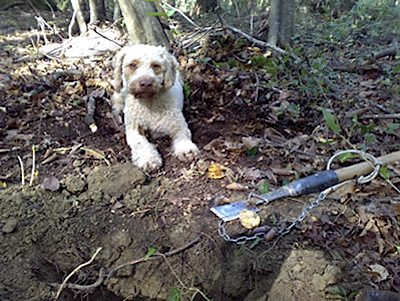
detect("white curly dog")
(111, 45), (199, 171)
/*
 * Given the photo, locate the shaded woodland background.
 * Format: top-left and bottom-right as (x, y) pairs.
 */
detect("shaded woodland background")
(0, 0), (400, 301)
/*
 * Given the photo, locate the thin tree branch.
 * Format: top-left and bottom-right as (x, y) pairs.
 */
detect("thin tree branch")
(226, 25), (301, 62)
(358, 113), (400, 120)
(161, 1), (203, 29)
(90, 26), (124, 47)
(55, 247), (102, 300)
(107, 236), (201, 278)
(66, 268), (105, 290)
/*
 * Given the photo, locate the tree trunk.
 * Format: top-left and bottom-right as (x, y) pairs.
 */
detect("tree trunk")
(88, 0), (99, 24)
(70, 0), (87, 34)
(113, 0), (121, 21)
(88, 0), (106, 24)
(267, 0), (295, 47)
(117, 0), (169, 47)
(192, 0), (217, 15)
(98, 0), (105, 20)
(267, 0), (279, 46)
(279, 0), (294, 47)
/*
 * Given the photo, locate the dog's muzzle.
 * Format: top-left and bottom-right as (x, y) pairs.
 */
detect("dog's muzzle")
(129, 77), (158, 99)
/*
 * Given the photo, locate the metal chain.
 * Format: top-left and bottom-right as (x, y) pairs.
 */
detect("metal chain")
(218, 150), (381, 245)
(277, 180), (351, 237)
(218, 220), (267, 245)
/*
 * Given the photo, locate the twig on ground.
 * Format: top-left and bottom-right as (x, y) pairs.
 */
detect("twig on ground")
(159, 253), (211, 301)
(55, 247), (102, 300)
(107, 236), (201, 278)
(59, 237), (202, 294)
(90, 26), (124, 48)
(17, 156), (25, 186)
(80, 147), (110, 166)
(28, 36), (39, 57)
(29, 145), (36, 186)
(0, 147), (21, 154)
(369, 40), (398, 63)
(374, 104), (391, 114)
(358, 113), (400, 120)
(226, 25), (301, 63)
(34, 16), (50, 45)
(181, 24), (220, 50)
(161, 1), (202, 29)
(331, 63), (383, 74)
(66, 268), (105, 290)
(253, 72), (259, 103)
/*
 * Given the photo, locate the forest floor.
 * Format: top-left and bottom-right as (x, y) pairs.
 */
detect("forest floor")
(0, 6), (400, 301)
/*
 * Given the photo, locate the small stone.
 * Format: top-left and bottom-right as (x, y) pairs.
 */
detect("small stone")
(2, 218), (18, 233)
(113, 201), (124, 209)
(41, 176), (60, 191)
(64, 176), (86, 193)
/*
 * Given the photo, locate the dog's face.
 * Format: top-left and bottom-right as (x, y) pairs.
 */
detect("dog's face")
(113, 45), (178, 100)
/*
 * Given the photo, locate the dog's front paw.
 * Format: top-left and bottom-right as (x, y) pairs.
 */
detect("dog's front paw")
(173, 140), (200, 161)
(133, 153), (163, 172)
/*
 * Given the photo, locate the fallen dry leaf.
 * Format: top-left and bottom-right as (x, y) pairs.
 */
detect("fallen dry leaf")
(242, 136), (261, 150)
(225, 182), (247, 191)
(368, 264), (389, 282)
(208, 162), (225, 179)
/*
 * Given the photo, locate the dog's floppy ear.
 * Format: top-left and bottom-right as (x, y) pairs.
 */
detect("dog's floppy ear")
(163, 52), (179, 90)
(112, 47), (127, 93)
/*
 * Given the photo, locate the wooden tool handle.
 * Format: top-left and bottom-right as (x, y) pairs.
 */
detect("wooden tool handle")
(335, 150), (400, 182)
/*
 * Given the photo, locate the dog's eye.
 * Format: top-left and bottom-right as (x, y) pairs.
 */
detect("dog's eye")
(127, 61), (139, 69)
(151, 63), (162, 74)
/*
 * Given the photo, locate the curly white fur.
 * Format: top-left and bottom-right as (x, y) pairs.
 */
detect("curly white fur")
(111, 45), (199, 171)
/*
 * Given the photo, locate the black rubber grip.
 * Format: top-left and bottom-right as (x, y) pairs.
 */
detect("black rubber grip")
(287, 170), (339, 196)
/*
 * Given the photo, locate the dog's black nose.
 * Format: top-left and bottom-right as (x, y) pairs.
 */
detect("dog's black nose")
(138, 78), (154, 88)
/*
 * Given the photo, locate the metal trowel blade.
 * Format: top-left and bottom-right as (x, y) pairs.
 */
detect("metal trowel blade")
(210, 200), (258, 222)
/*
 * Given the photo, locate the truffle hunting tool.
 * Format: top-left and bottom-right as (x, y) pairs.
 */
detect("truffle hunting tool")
(211, 150), (400, 244)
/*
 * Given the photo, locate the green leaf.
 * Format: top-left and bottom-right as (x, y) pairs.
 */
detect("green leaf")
(258, 180), (270, 194)
(147, 12), (168, 18)
(359, 123), (375, 135)
(250, 55), (268, 67)
(364, 133), (376, 144)
(195, 57), (212, 63)
(183, 82), (191, 99)
(246, 146), (258, 157)
(337, 152), (359, 163)
(379, 166), (391, 180)
(165, 8), (176, 17)
(322, 109), (341, 134)
(393, 63), (400, 74)
(145, 246), (156, 259)
(385, 123), (400, 135)
(168, 287), (181, 301)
